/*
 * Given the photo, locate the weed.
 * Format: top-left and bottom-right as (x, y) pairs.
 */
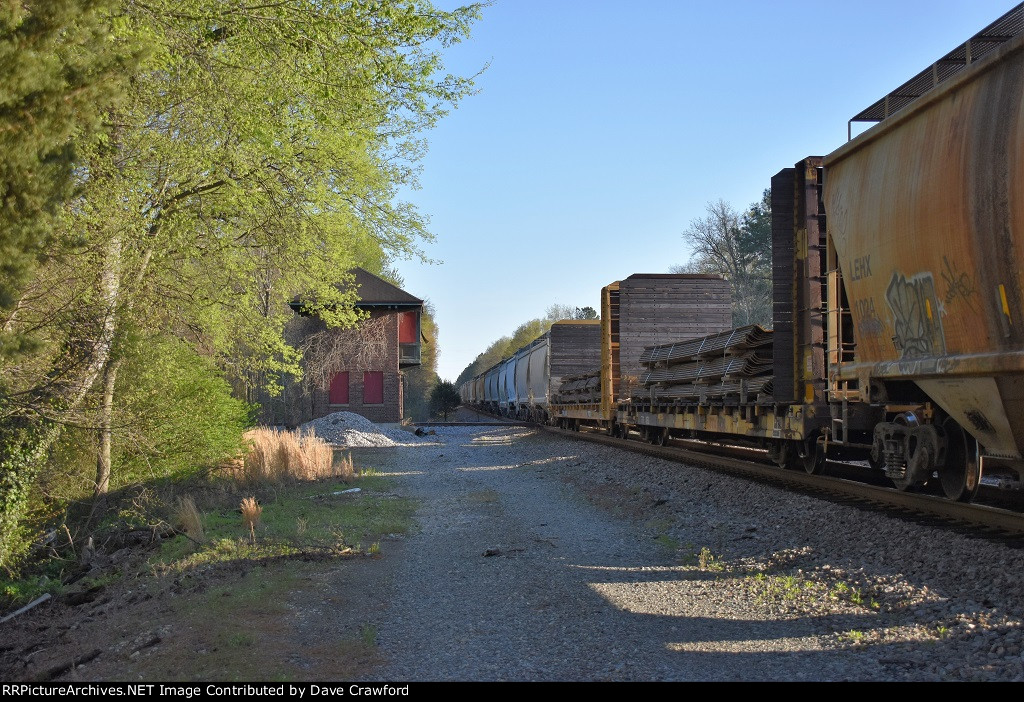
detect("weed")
(850, 588), (863, 606)
(173, 495), (205, 543)
(935, 625), (950, 639)
(843, 629), (865, 644)
(831, 581), (849, 599)
(240, 497), (262, 544)
(336, 452), (355, 482)
(698, 547), (724, 571)
(368, 542), (380, 555)
(295, 517), (307, 538)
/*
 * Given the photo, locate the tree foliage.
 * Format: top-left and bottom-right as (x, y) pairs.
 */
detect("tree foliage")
(0, 0), (483, 572)
(673, 189), (773, 327)
(0, 0), (138, 321)
(403, 301), (439, 422)
(545, 304), (598, 321)
(429, 379), (460, 420)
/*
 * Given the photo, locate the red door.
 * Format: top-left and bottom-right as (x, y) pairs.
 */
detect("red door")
(329, 372), (349, 405)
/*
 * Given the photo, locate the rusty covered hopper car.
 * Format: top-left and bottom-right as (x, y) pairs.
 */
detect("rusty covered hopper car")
(823, 30), (1024, 486)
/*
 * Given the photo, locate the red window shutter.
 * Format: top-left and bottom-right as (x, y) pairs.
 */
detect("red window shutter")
(363, 371), (384, 404)
(329, 372), (349, 405)
(399, 310), (418, 343)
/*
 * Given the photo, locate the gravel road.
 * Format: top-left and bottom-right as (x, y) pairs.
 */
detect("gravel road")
(302, 417), (1024, 681)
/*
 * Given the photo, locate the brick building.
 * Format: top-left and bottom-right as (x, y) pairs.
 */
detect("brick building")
(266, 269), (423, 426)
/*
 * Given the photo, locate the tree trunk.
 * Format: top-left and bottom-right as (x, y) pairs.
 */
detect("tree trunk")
(94, 357), (122, 497)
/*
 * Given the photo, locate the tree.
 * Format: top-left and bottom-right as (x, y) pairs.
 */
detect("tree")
(72, 0), (484, 498)
(0, 0), (484, 571)
(0, 0), (143, 570)
(429, 380), (460, 420)
(545, 304), (598, 321)
(673, 190), (773, 327)
(403, 301), (439, 421)
(0, 0), (138, 323)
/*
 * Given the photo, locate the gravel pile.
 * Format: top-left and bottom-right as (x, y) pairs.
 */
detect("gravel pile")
(296, 424), (1024, 681)
(299, 411), (431, 447)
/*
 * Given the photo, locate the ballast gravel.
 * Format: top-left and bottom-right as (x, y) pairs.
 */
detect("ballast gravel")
(305, 414), (1024, 681)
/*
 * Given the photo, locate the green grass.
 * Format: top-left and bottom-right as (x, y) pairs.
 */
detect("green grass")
(0, 570), (63, 609)
(150, 475), (416, 574)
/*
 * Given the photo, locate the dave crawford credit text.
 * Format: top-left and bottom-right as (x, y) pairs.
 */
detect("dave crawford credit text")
(3, 685), (411, 698)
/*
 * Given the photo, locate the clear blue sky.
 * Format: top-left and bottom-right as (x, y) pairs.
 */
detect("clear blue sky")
(394, 0), (1016, 382)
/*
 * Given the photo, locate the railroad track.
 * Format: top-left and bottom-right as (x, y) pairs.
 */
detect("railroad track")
(537, 423), (1024, 541)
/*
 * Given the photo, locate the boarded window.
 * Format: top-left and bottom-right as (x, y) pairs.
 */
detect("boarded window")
(399, 310), (418, 344)
(363, 371), (384, 404)
(329, 372), (349, 405)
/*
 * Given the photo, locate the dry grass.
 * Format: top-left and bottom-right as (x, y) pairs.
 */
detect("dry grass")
(236, 427), (344, 484)
(240, 497), (262, 543)
(336, 451), (355, 482)
(173, 495), (205, 542)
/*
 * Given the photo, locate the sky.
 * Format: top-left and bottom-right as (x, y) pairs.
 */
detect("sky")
(393, 0), (1017, 382)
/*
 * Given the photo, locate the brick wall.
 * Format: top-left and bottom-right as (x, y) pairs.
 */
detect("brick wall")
(262, 309), (406, 426)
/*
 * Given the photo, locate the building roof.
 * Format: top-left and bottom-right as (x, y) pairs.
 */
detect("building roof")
(346, 268), (423, 307)
(849, 3), (1024, 131)
(290, 267), (423, 313)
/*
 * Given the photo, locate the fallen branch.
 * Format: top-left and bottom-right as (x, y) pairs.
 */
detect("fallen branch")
(0, 594), (52, 625)
(34, 648), (102, 681)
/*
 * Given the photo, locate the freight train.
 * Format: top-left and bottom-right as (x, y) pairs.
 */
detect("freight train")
(461, 4), (1024, 503)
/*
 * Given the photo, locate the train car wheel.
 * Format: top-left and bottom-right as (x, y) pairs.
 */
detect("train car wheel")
(938, 418), (982, 502)
(654, 428), (669, 446)
(800, 438), (825, 475)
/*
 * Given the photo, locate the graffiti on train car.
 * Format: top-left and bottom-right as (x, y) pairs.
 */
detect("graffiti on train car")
(885, 271), (946, 359)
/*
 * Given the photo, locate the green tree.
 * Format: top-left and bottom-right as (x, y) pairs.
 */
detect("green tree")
(0, 0), (138, 324)
(0, 0), (142, 571)
(429, 379), (460, 420)
(0, 0), (484, 571)
(77, 0), (484, 497)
